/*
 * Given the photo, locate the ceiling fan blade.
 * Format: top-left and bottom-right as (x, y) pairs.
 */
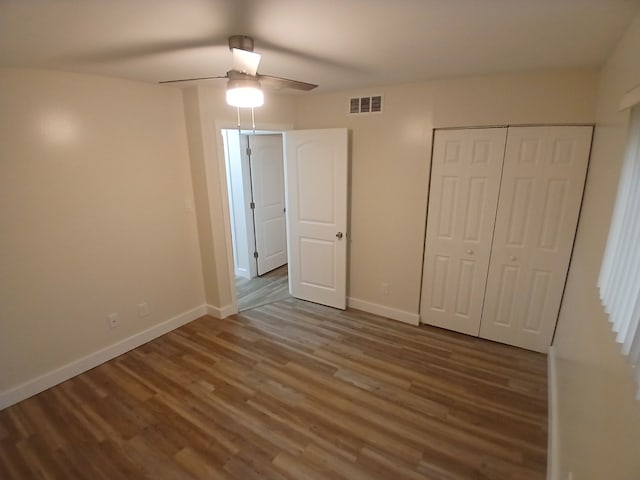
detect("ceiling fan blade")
(64, 37), (231, 63)
(256, 38), (364, 73)
(258, 74), (318, 91)
(159, 75), (227, 84)
(232, 48), (261, 76)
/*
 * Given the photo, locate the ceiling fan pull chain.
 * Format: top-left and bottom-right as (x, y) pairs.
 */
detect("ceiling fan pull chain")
(236, 107), (241, 131)
(251, 107), (256, 134)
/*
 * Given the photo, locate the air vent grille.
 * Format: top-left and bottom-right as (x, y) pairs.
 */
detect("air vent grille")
(349, 95), (383, 115)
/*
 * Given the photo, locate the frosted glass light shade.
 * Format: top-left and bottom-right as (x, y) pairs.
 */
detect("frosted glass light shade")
(226, 79), (264, 108)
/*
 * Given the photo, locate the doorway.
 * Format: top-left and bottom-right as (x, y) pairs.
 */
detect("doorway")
(235, 264), (289, 311)
(222, 128), (291, 311)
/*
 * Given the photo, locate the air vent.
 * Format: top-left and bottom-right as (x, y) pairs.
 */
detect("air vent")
(348, 95), (383, 115)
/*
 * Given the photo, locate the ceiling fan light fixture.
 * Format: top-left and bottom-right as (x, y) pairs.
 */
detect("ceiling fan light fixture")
(226, 78), (264, 108)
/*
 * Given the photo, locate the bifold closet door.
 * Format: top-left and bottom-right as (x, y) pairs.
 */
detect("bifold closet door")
(420, 128), (507, 335)
(479, 126), (592, 352)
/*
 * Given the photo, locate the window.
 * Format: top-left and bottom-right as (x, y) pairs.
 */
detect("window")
(598, 105), (640, 398)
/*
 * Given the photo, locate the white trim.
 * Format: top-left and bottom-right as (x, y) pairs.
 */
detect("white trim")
(619, 83), (640, 111)
(547, 346), (560, 480)
(0, 305), (207, 410)
(235, 267), (250, 279)
(207, 303), (237, 319)
(347, 297), (420, 325)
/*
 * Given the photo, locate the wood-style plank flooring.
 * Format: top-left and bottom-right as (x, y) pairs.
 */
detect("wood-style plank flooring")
(0, 298), (547, 479)
(236, 264), (290, 311)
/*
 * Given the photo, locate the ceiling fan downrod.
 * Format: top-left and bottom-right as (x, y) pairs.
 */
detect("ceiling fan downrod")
(228, 35), (254, 52)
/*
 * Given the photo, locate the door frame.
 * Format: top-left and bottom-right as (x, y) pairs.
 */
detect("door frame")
(420, 123), (594, 323)
(216, 120), (293, 314)
(223, 129), (256, 280)
(419, 123), (594, 347)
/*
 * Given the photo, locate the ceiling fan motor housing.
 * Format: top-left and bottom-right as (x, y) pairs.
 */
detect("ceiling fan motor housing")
(228, 35), (254, 52)
(160, 34), (317, 90)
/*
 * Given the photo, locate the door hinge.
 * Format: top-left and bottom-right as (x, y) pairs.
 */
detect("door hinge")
(253, 251), (259, 259)
(246, 147), (252, 156)
(250, 202), (255, 210)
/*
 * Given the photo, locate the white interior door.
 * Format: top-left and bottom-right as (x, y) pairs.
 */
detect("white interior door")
(247, 134), (287, 275)
(480, 126), (592, 352)
(284, 128), (348, 309)
(421, 128), (507, 335)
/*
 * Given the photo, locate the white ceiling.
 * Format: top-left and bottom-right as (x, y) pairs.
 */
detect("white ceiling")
(1, 0), (639, 93)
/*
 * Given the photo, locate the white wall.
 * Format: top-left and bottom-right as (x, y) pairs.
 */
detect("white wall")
(293, 69), (598, 322)
(0, 68), (205, 405)
(223, 129), (252, 278)
(552, 11), (640, 480)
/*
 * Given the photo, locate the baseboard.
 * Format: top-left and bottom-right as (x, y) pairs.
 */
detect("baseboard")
(235, 268), (250, 279)
(347, 297), (420, 326)
(0, 305), (208, 411)
(547, 346), (559, 480)
(207, 303), (237, 319)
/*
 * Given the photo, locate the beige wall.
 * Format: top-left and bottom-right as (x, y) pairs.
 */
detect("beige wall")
(3, 62), (633, 480)
(183, 88), (220, 306)
(552, 11), (640, 480)
(0, 69), (205, 393)
(182, 85), (295, 311)
(294, 69), (598, 317)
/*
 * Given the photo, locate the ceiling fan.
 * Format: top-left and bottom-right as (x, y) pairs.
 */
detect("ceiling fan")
(159, 35), (318, 107)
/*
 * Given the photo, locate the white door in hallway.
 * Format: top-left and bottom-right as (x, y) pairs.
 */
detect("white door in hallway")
(246, 134), (288, 276)
(284, 128), (348, 309)
(480, 126), (592, 352)
(420, 128), (507, 335)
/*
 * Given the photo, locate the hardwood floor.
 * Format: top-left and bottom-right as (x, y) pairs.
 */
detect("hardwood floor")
(236, 264), (290, 311)
(0, 298), (547, 479)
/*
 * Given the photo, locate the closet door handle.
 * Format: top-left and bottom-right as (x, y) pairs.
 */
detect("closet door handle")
(510, 255), (517, 262)
(336, 232), (343, 239)
(466, 249), (474, 255)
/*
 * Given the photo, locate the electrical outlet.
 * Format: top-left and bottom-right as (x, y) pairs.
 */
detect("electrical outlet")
(567, 473), (574, 480)
(381, 282), (390, 295)
(138, 302), (150, 318)
(107, 313), (120, 329)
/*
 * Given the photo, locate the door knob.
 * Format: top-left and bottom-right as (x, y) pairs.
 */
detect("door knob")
(466, 249), (474, 255)
(336, 232), (343, 239)
(510, 255), (517, 261)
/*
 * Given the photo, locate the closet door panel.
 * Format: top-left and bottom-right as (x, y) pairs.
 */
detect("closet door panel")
(420, 128), (507, 335)
(480, 126), (592, 352)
